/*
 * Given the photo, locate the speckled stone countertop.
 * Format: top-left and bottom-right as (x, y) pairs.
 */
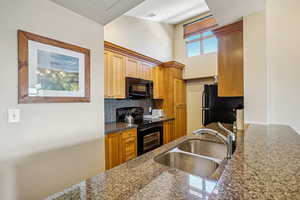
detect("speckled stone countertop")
(105, 122), (138, 134)
(46, 124), (300, 200)
(105, 117), (175, 135)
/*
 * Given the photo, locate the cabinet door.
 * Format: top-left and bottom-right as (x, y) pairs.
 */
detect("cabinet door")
(214, 22), (244, 97)
(152, 66), (164, 99)
(105, 132), (122, 170)
(174, 79), (187, 139)
(174, 105), (187, 139)
(104, 51), (113, 98)
(125, 57), (139, 78)
(111, 53), (126, 98)
(121, 129), (137, 162)
(139, 62), (152, 80)
(174, 79), (186, 105)
(163, 120), (175, 144)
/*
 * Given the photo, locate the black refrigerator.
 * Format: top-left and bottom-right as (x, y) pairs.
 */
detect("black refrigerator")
(202, 84), (244, 126)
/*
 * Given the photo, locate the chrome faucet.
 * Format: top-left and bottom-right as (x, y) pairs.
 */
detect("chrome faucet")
(193, 123), (235, 159)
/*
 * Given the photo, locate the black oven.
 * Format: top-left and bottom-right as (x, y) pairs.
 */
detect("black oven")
(138, 123), (163, 155)
(126, 77), (153, 99)
(116, 107), (163, 156)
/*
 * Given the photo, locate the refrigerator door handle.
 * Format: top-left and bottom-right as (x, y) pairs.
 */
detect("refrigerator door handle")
(202, 91), (206, 108)
(202, 109), (205, 126)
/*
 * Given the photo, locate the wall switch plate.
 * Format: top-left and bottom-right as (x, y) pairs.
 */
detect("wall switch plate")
(8, 109), (20, 123)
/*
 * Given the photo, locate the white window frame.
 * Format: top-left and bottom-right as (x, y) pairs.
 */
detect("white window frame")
(185, 31), (217, 57)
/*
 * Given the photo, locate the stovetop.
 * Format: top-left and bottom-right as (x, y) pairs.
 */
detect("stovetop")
(116, 107), (164, 128)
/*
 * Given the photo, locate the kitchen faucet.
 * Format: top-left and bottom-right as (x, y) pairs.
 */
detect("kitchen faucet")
(192, 122), (236, 159)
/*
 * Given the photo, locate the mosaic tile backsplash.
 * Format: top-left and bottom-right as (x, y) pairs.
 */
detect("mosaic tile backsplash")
(105, 99), (152, 123)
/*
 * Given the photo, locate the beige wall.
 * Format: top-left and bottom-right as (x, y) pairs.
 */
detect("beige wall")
(186, 78), (215, 135)
(104, 15), (174, 62)
(0, 0), (105, 199)
(173, 16), (217, 79)
(266, 0), (300, 132)
(243, 11), (267, 124)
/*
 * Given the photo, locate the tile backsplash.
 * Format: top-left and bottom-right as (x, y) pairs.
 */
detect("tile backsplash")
(105, 99), (152, 123)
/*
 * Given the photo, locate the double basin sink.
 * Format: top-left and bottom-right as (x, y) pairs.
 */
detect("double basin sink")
(154, 139), (227, 180)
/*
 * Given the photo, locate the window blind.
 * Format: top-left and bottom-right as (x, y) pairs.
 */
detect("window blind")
(183, 16), (218, 39)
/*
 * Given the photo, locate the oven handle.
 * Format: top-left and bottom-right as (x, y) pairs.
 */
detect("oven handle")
(139, 126), (162, 132)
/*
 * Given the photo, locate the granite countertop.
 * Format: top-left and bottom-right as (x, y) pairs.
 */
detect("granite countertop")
(46, 124), (300, 200)
(105, 122), (139, 134)
(105, 117), (175, 135)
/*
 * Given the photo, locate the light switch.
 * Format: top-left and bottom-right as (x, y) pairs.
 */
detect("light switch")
(8, 109), (20, 123)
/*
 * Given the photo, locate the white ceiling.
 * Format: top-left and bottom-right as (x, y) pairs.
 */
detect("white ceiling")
(206, 0), (265, 26)
(50, 0), (145, 25)
(125, 0), (209, 24)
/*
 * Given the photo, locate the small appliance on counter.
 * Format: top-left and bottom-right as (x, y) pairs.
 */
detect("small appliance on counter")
(152, 109), (164, 118)
(116, 107), (163, 155)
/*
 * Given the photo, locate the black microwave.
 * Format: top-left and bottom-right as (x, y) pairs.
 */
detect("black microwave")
(126, 77), (153, 99)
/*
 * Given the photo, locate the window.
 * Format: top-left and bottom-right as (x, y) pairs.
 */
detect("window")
(186, 31), (218, 57)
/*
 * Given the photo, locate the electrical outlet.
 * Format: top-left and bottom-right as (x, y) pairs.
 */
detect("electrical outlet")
(8, 109), (20, 123)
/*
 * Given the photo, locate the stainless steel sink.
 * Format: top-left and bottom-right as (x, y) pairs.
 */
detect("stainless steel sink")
(154, 151), (220, 179)
(177, 139), (227, 160)
(154, 139), (227, 179)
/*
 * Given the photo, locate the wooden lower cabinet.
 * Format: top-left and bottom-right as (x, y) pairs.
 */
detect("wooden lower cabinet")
(163, 120), (175, 144)
(174, 79), (187, 139)
(174, 105), (187, 139)
(105, 128), (137, 170)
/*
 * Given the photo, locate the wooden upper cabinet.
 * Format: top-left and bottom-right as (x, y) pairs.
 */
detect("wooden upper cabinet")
(104, 51), (112, 98)
(152, 66), (164, 99)
(139, 62), (152, 81)
(111, 53), (126, 98)
(174, 79), (186, 106)
(104, 51), (126, 99)
(125, 57), (139, 78)
(213, 21), (244, 97)
(125, 57), (152, 81)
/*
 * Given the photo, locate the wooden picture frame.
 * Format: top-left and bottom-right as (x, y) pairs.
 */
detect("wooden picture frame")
(18, 30), (90, 103)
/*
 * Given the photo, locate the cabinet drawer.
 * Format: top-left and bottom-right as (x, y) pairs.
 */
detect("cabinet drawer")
(124, 152), (136, 161)
(124, 142), (135, 151)
(122, 129), (137, 139)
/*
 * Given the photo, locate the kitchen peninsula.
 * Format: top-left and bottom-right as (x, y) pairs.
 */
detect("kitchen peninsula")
(46, 124), (300, 199)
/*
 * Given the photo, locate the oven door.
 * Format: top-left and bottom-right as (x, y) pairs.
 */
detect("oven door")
(138, 125), (163, 155)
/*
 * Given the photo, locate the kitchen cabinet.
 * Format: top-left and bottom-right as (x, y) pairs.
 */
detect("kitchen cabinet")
(104, 51), (113, 98)
(104, 51), (126, 99)
(121, 129), (137, 162)
(124, 57), (152, 81)
(111, 53), (126, 98)
(213, 21), (244, 97)
(174, 79), (187, 139)
(125, 57), (139, 78)
(139, 62), (152, 81)
(152, 66), (164, 99)
(160, 62), (187, 139)
(163, 120), (175, 144)
(105, 132), (122, 170)
(105, 128), (137, 170)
